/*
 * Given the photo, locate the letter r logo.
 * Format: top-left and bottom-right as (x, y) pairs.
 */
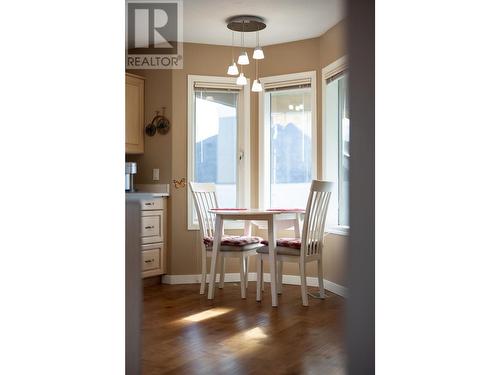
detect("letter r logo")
(133, 7), (173, 48)
(127, 2), (178, 53)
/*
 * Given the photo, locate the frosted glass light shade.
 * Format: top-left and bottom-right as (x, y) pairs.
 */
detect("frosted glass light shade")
(253, 47), (264, 60)
(227, 62), (239, 76)
(251, 79), (262, 92)
(236, 73), (247, 85)
(237, 51), (249, 65)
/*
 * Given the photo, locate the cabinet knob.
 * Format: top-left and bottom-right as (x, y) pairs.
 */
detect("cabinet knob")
(145, 225), (154, 229)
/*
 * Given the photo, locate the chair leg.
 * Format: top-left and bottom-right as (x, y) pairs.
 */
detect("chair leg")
(244, 257), (249, 289)
(277, 260), (283, 294)
(200, 250), (207, 295)
(261, 258), (265, 291)
(239, 256), (247, 299)
(317, 258), (325, 299)
(219, 257), (225, 289)
(299, 261), (308, 306)
(256, 255), (262, 301)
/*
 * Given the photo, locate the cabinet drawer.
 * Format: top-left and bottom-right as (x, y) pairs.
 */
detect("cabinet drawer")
(141, 243), (164, 278)
(142, 248), (160, 272)
(141, 210), (164, 244)
(141, 215), (160, 237)
(140, 198), (164, 210)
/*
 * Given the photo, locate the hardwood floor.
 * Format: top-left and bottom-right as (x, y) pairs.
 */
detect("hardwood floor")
(142, 282), (346, 375)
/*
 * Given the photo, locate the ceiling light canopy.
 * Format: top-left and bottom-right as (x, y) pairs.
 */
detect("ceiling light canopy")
(226, 15), (267, 33)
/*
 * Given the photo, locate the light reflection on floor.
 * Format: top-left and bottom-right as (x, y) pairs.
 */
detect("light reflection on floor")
(180, 307), (233, 323)
(243, 327), (267, 340)
(220, 326), (268, 355)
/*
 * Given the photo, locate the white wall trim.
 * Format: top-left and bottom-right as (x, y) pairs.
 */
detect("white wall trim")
(322, 56), (348, 81)
(161, 272), (347, 298)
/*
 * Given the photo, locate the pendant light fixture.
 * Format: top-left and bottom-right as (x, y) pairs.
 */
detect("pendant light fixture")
(253, 31), (264, 60)
(227, 62), (239, 76)
(236, 72), (247, 86)
(227, 31), (239, 75)
(237, 21), (249, 65)
(236, 23), (247, 85)
(238, 52), (250, 66)
(226, 16), (266, 86)
(251, 78), (262, 92)
(252, 53), (262, 92)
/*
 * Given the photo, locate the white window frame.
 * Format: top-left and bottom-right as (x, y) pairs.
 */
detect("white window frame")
(258, 71), (317, 209)
(322, 56), (350, 235)
(187, 74), (251, 230)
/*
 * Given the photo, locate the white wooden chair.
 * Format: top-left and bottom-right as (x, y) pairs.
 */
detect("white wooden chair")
(256, 180), (333, 306)
(189, 182), (262, 298)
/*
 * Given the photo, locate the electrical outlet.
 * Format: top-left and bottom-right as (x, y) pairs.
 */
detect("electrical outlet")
(153, 168), (160, 181)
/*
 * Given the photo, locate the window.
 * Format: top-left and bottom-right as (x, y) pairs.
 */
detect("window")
(194, 89), (237, 207)
(187, 75), (250, 229)
(259, 71), (317, 209)
(322, 56), (349, 234)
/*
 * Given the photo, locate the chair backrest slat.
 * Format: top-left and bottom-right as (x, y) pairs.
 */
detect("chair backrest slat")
(189, 182), (219, 239)
(301, 180), (333, 257)
(207, 191), (218, 235)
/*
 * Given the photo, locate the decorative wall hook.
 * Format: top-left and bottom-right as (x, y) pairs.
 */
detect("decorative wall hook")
(145, 111), (159, 136)
(173, 178), (186, 189)
(145, 107), (170, 136)
(156, 107), (170, 135)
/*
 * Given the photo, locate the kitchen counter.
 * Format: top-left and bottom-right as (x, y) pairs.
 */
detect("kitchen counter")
(125, 191), (169, 198)
(126, 192), (169, 197)
(126, 183), (169, 198)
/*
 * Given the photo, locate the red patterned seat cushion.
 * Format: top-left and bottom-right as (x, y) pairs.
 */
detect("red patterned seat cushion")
(260, 238), (302, 249)
(204, 235), (263, 247)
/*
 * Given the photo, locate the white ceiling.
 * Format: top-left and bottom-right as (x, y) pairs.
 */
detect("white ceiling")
(182, 0), (345, 47)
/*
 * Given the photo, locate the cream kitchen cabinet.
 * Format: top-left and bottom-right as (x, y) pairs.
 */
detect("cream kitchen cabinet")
(140, 197), (167, 278)
(125, 73), (145, 154)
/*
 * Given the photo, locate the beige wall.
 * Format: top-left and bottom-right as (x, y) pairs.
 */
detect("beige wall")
(127, 20), (348, 285)
(319, 19), (347, 69)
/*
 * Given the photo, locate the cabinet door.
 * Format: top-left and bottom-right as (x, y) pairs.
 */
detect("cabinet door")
(125, 74), (144, 154)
